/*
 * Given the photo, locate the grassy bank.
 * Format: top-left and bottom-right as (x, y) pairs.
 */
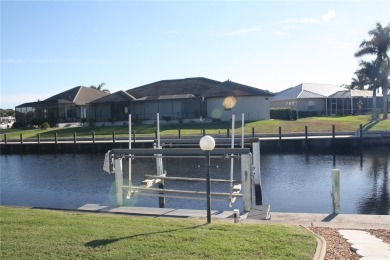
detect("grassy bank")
(0, 207), (316, 259)
(1, 115), (389, 139)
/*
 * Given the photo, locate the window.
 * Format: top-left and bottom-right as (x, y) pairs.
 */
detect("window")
(308, 101), (315, 111)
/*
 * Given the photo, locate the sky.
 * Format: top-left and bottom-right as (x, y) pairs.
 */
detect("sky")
(1, 0), (389, 109)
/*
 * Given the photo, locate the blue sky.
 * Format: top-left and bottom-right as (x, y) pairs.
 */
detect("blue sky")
(1, 0), (389, 109)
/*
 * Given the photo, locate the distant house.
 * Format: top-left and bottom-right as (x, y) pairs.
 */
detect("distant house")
(15, 78), (273, 126)
(328, 89), (384, 115)
(270, 83), (345, 115)
(15, 86), (108, 125)
(87, 77), (273, 124)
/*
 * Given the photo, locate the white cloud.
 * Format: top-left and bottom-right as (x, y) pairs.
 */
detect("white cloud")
(283, 10), (336, 26)
(322, 10), (336, 23)
(283, 24), (296, 30)
(218, 26), (262, 37)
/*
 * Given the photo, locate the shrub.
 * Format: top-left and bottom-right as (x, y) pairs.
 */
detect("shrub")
(298, 111), (318, 118)
(162, 115), (171, 123)
(270, 108), (297, 120)
(40, 122), (50, 130)
(132, 117), (143, 125)
(12, 122), (27, 128)
(87, 117), (95, 127)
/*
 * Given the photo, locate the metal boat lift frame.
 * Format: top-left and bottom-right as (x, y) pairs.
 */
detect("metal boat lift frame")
(107, 147), (254, 212)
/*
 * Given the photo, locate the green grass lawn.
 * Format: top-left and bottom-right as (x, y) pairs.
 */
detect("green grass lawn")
(1, 114), (389, 139)
(0, 207), (316, 259)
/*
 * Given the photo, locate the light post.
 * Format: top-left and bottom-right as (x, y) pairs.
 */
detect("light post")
(199, 135), (215, 224)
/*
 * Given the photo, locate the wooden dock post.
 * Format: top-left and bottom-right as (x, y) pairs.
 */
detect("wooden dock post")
(278, 127), (282, 141)
(20, 133), (23, 144)
(241, 153), (252, 212)
(332, 125), (335, 139)
(305, 126), (308, 150)
(332, 169), (340, 214)
(114, 158), (124, 206)
(277, 127), (282, 149)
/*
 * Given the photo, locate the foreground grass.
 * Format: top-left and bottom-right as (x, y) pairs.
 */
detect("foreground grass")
(1, 114), (389, 139)
(0, 207), (316, 259)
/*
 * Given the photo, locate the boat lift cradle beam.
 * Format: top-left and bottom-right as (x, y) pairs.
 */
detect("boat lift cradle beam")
(108, 147), (253, 212)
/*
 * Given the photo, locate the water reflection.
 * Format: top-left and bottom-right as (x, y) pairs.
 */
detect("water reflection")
(0, 147), (389, 214)
(357, 149), (389, 215)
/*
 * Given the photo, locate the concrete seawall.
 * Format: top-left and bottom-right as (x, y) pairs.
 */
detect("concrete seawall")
(1, 133), (389, 154)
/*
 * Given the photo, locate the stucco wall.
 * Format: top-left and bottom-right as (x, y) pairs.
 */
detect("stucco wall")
(206, 96), (270, 121)
(297, 98), (325, 112)
(271, 98), (325, 113)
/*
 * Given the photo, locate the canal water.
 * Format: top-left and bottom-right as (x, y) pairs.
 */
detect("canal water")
(1, 147), (389, 215)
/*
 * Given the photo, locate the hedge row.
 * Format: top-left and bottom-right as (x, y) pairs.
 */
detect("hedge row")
(270, 109), (298, 120)
(270, 109), (319, 120)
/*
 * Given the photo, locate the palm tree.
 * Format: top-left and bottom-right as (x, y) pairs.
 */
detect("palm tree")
(358, 60), (380, 119)
(350, 70), (368, 90)
(355, 23), (390, 119)
(90, 82), (110, 94)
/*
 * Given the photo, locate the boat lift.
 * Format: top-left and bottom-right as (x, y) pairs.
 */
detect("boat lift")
(104, 147), (254, 211)
(103, 113), (265, 213)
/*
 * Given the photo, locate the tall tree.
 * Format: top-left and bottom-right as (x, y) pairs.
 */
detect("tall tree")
(350, 70), (368, 90)
(355, 23), (390, 119)
(358, 61), (380, 119)
(90, 82), (110, 94)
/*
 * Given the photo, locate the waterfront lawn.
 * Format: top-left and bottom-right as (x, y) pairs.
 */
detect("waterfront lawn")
(0, 207), (316, 259)
(2, 114), (389, 139)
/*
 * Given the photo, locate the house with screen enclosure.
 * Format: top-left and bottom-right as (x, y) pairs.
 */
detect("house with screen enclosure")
(327, 89), (384, 115)
(85, 77), (273, 124)
(15, 77), (273, 126)
(270, 83), (386, 116)
(270, 83), (344, 116)
(15, 86), (109, 126)
(87, 90), (135, 123)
